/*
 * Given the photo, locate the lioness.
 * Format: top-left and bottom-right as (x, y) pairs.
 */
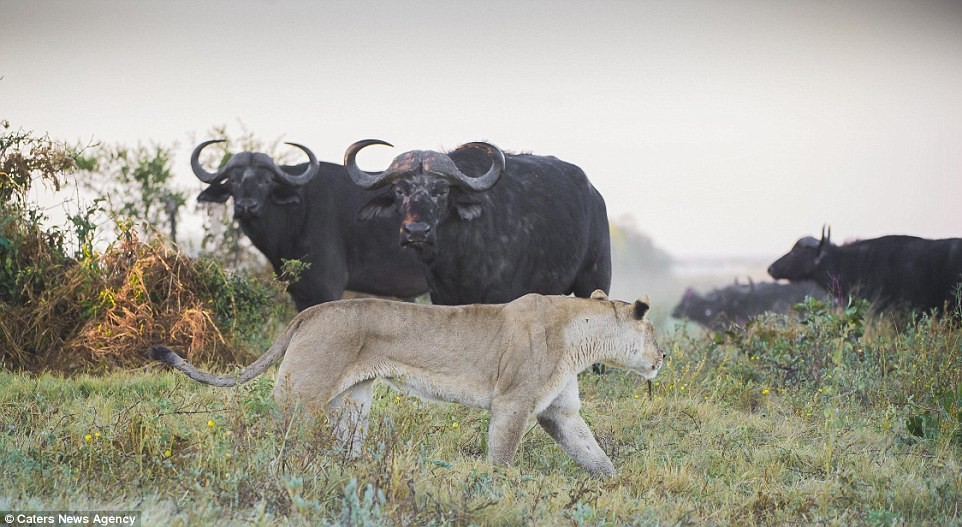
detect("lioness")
(149, 290), (664, 476)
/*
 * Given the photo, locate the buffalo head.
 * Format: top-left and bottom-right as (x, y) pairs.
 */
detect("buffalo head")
(768, 226), (832, 281)
(343, 140), (505, 249)
(672, 287), (715, 322)
(192, 140), (320, 219)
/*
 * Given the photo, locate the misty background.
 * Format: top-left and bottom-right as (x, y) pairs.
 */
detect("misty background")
(3, 0), (961, 315)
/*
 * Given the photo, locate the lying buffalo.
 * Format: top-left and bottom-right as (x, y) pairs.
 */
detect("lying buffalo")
(768, 227), (962, 314)
(192, 140), (427, 310)
(672, 280), (828, 330)
(342, 140), (611, 305)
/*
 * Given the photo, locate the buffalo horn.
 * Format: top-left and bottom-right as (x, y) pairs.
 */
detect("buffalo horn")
(447, 142), (505, 192)
(343, 139), (396, 190)
(190, 139), (228, 184)
(273, 142), (320, 186)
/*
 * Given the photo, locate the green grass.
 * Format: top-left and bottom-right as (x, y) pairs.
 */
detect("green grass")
(1, 300), (960, 526)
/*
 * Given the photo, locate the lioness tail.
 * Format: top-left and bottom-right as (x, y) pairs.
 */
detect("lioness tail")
(149, 319), (299, 387)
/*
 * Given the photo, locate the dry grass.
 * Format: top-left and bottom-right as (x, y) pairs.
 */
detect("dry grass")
(0, 234), (284, 373)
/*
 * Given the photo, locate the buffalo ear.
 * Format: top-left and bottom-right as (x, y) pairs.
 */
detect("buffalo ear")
(590, 289), (608, 301)
(453, 199), (483, 221)
(454, 203), (482, 221)
(270, 186), (302, 206)
(632, 294), (651, 320)
(197, 184), (231, 204)
(358, 194), (398, 221)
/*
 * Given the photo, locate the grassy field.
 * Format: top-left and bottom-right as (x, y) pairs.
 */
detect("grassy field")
(1, 299), (960, 526)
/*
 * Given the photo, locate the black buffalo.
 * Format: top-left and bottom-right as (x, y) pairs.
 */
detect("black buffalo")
(768, 227), (962, 314)
(192, 140), (428, 310)
(341, 140), (611, 305)
(672, 279), (828, 330)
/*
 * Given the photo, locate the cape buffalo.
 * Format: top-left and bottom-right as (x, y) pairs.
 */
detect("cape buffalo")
(672, 279), (828, 330)
(768, 227), (962, 314)
(192, 140), (428, 310)
(342, 140), (611, 305)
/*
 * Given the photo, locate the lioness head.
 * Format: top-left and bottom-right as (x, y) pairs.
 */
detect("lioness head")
(591, 289), (665, 379)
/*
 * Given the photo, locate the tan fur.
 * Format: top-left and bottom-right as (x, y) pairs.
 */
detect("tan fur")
(150, 290), (664, 476)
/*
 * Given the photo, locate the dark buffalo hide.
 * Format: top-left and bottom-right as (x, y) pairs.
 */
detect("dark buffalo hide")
(673, 280), (828, 330)
(344, 141), (612, 305)
(193, 140), (427, 311)
(768, 229), (962, 314)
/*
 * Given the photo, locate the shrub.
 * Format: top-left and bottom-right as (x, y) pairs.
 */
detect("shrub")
(0, 121), (291, 373)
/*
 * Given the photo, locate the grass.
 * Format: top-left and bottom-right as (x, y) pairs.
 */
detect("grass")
(0, 300), (960, 526)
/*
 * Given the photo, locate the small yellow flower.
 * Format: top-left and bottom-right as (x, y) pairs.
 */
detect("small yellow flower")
(164, 449), (172, 457)
(394, 396), (402, 404)
(94, 432), (101, 438)
(84, 434), (92, 442)
(452, 422), (459, 430)
(762, 389), (770, 395)
(207, 420), (215, 428)
(634, 394), (640, 399)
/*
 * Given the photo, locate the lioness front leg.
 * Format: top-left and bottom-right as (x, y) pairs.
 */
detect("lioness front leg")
(536, 379), (616, 477)
(487, 399), (533, 467)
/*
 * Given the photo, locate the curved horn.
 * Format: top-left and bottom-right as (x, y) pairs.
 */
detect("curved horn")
(447, 142), (505, 192)
(819, 225), (832, 249)
(343, 139), (395, 190)
(273, 142), (320, 186)
(191, 139), (227, 184)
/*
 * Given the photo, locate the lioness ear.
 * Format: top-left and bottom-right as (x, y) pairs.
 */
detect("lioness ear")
(633, 294), (651, 320)
(590, 289), (608, 301)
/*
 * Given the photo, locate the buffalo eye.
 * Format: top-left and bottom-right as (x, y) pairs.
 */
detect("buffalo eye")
(430, 185), (448, 198)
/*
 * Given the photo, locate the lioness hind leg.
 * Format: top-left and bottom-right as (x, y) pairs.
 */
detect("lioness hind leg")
(536, 381), (616, 477)
(328, 380), (374, 458)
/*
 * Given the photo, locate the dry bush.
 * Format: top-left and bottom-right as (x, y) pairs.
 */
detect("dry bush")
(0, 233), (283, 374)
(1, 121), (290, 375)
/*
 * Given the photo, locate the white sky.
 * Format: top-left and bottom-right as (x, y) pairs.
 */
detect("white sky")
(2, 0), (961, 259)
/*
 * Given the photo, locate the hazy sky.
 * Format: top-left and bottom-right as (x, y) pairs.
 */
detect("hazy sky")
(3, 0), (961, 258)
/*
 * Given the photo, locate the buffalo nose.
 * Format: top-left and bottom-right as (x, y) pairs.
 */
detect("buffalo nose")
(236, 202), (257, 217)
(403, 222), (431, 238)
